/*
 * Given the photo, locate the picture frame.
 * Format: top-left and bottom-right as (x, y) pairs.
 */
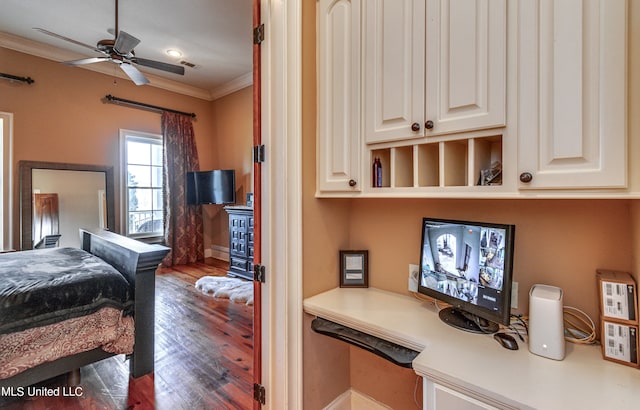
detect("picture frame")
(339, 250), (369, 288)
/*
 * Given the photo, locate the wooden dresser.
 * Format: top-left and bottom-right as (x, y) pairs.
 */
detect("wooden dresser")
(225, 206), (253, 281)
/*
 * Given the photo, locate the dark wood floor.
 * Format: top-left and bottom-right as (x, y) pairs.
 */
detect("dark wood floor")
(0, 260), (254, 410)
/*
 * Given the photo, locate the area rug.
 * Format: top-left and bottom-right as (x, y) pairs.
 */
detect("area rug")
(195, 276), (253, 305)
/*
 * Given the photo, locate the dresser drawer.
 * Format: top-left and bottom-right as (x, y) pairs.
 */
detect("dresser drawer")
(230, 215), (248, 231)
(231, 230), (247, 241)
(230, 257), (248, 272)
(230, 239), (247, 256)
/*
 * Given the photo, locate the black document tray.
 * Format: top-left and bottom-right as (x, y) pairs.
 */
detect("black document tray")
(311, 317), (419, 368)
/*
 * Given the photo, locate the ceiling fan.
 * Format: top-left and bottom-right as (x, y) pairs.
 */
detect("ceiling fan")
(33, 0), (185, 85)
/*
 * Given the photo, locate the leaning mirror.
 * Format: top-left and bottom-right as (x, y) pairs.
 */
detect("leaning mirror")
(19, 161), (115, 250)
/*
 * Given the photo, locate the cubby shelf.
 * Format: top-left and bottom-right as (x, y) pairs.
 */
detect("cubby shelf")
(369, 135), (503, 190)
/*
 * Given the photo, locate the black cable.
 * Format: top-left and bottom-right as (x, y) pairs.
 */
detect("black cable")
(511, 314), (528, 334)
(509, 324), (525, 342)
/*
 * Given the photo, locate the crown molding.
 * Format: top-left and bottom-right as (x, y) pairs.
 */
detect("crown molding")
(211, 72), (253, 100)
(0, 31), (215, 101)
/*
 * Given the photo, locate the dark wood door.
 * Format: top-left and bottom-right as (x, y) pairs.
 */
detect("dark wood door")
(252, 0), (263, 408)
(33, 193), (59, 245)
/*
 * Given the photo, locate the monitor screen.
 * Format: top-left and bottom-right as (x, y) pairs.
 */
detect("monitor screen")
(417, 217), (515, 333)
(186, 170), (236, 205)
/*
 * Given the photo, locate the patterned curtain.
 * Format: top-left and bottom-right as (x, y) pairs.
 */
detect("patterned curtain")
(161, 111), (204, 266)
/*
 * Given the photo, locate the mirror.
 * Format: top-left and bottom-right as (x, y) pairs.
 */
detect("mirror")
(19, 161), (115, 250)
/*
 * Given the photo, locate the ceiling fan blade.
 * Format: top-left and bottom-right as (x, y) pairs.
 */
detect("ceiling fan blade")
(113, 31), (140, 55)
(119, 63), (149, 86)
(33, 27), (104, 54)
(132, 57), (185, 75)
(62, 57), (110, 66)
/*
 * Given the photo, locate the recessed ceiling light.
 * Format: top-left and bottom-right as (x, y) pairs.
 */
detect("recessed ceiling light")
(166, 49), (182, 58)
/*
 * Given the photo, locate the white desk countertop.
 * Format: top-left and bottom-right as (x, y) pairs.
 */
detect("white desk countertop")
(303, 287), (640, 410)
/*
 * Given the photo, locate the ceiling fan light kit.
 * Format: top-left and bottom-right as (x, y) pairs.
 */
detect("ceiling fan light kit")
(33, 0), (185, 86)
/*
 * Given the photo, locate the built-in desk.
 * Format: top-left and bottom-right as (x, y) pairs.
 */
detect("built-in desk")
(303, 287), (640, 409)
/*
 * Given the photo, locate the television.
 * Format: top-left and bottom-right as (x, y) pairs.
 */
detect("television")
(186, 170), (236, 205)
(418, 217), (515, 333)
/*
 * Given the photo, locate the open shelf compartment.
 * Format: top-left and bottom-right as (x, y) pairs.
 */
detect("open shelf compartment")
(368, 134), (503, 190)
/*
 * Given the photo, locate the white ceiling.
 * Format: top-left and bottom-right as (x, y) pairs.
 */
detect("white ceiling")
(0, 0), (253, 100)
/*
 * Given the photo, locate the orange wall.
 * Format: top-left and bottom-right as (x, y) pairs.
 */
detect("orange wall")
(0, 47), (250, 252)
(301, 1), (350, 408)
(346, 198), (633, 317)
(207, 86), (254, 250)
(302, 2), (640, 409)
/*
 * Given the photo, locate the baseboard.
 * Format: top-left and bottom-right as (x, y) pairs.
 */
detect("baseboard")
(324, 389), (391, 410)
(206, 244), (229, 262)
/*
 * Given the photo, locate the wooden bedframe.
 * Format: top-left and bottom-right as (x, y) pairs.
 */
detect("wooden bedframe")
(0, 228), (169, 388)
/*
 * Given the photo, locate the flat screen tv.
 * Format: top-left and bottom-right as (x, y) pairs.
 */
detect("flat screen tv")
(418, 217), (515, 333)
(186, 169), (236, 205)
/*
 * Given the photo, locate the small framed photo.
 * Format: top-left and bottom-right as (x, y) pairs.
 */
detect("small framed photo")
(339, 250), (369, 288)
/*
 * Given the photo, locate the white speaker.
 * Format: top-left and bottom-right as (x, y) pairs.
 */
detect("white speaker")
(528, 284), (565, 360)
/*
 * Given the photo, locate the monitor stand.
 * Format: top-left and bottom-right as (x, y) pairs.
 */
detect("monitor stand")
(438, 307), (499, 334)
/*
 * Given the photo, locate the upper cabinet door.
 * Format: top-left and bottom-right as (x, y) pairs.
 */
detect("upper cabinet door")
(317, 0), (362, 192)
(517, 0), (627, 189)
(425, 0), (506, 136)
(363, 0), (426, 144)
(363, 0), (506, 144)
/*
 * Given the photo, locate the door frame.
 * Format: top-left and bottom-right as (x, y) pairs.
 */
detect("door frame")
(259, 0), (303, 408)
(0, 112), (13, 250)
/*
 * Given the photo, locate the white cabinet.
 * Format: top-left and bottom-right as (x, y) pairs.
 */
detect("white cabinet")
(316, 0), (629, 196)
(423, 379), (498, 410)
(517, 0), (627, 189)
(363, 0), (425, 144)
(363, 0), (506, 144)
(317, 0), (362, 192)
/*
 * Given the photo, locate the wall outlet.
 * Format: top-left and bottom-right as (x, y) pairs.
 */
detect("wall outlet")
(408, 264), (419, 292)
(511, 281), (518, 309)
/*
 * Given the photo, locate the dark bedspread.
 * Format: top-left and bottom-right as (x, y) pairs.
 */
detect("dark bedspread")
(0, 247), (133, 334)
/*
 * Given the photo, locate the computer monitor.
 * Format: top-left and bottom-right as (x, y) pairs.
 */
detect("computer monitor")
(417, 217), (515, 333)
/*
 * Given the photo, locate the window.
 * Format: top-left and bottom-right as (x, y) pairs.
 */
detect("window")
(120, 130), (163, 238)
(0, 112), (12, 250)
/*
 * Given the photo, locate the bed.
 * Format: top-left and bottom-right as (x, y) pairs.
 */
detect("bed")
(0, 228), (169, 388)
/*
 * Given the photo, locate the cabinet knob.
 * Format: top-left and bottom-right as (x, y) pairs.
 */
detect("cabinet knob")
(519, 172), (533, 183)
(348, 179), (357, 187)
(425, 120), (434, 130)
(411, 122), (421, 132)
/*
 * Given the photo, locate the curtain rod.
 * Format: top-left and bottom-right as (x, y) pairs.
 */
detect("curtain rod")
(104, 94), (196, 119)
(0, 72), (35, 84)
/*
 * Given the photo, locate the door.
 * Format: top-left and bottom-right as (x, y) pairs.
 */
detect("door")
(317, 0), (362, 191)
(252, 0), (263, 407)
(424, 379), (499, 410)
(363, 0), (506, 143)
(363, 0), (426, 144)
(425, 0), (506, 136)
(33, 193), (60, 247)
(517, 0), (627, 189)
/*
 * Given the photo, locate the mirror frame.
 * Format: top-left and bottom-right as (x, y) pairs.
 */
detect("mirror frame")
(19, 160), (116, 250)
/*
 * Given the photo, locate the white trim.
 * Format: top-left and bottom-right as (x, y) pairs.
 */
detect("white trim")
(324, 389), (393, 410)
(207, 244), (230, 261)
(118, 129), (163, 236)
(261, 0), (303, 408)
(211, 72), (253, 100)
(0, 112), (13, 250)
